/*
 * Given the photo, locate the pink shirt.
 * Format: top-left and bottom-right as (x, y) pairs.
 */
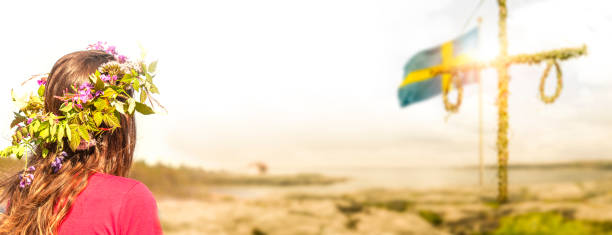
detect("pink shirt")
(58, 173), (163, 235)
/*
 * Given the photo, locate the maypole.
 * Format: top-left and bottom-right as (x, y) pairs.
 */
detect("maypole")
(495, 0), (510, 202)
(399, 0), (588, 203)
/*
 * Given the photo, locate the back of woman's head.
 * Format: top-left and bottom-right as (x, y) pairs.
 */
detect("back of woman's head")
(0, 50), (137, 235)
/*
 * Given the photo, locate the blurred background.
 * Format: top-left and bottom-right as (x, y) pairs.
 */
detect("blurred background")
(1, 0), (612, 234)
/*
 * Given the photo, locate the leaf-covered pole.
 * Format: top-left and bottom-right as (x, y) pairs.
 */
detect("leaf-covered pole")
(495, 0), (510, 203)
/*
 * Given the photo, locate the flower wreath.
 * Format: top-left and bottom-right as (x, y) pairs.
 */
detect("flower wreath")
(0, 42), (164, 188)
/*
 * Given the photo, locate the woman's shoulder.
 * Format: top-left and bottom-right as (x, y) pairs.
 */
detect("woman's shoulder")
(88, 173), (162, 233)
(88, 172), (153, 198)
(59, 173), (161, 234)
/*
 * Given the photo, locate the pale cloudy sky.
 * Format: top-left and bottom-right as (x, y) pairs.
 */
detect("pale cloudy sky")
(0, 0), (611, 171)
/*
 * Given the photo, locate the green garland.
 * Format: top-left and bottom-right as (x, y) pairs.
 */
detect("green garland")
(0, 50), (162, 161)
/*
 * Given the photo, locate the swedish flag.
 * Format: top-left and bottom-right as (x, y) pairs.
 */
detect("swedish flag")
(398, 28), (479, 107)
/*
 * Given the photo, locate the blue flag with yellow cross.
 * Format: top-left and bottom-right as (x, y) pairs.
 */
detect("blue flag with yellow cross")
(398, 28), (479, 107)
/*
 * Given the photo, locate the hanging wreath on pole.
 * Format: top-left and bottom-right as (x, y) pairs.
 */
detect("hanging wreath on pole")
(443, 71), (464, 112)
(539, 59), (563, 104)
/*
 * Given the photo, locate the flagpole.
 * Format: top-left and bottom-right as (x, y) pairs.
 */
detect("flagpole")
(478, 63), (484, 187)
(477, 17), (484, 187)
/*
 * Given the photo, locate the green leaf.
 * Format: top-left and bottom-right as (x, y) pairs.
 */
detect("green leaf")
(150, 84), (159, 94)
(93, 111), (103, 126)
(20, 128), (28, 138)
(65, 123), (72, 141)
(60, 102), (73, 113)
(103, 113), (121, 128)
(121, 74), (133, 84)
(68, 127), (81, 151)
(114, 102), (125, 114)
(10, 116), (26, 128)
(42, 148), (49, 158)
(78, 125), (90, 141)
(39, 128), (50, 139)
(145, 73), (152, 83)
(38, 85), (45, 97)
(94, 75), (105, 91)
(133, 77), (140, 91)
(135, 102), (155, 115)
(15, 131), (22, 142)
(50, 123), (57, 137)
(57, 124), (65, 141)
(32, 121), (40, 132)
(28, 125), (34, 137)
(148, 60), (158, 73)
(127, 98), (136, 114)
(140, 91), (147, 103)
(93, 99), (108, 110)
(37, 121), (49, 132)
(103, 87), (117, 98)
(16, 146), (25, 159)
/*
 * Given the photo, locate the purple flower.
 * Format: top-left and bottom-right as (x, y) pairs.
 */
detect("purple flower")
(18, 173), (34, 188)
(51, 153), (65, 173)
(100, 74), (117, 82)
(116, 55), (127, 63)
(95, 90), (104, 97)
(37, 79), (47, 86)
(87, 41), (106, 51)
(105, 46), (117, 55)
(26, 118), (33, 125)
(71, 83), (94, 104)
(79, 82), (94, 90)
(19, 166), (35, 188)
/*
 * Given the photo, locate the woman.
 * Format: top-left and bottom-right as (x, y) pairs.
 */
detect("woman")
(0, 48), (163, 234)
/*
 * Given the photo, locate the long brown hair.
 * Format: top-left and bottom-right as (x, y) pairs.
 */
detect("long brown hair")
(0, 50), (137, 235)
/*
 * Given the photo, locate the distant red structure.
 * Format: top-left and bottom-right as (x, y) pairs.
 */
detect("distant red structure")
(249, 162), (268, 175)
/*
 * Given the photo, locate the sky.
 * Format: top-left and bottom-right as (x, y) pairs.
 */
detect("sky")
(0, 0), (611, 172)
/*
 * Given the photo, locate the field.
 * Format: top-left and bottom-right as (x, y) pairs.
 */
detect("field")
(3, 159), (612, 234)
(136, 160), (612, 235)
(156, 179), (612, 235)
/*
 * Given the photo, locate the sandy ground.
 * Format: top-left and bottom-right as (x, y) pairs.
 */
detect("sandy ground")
(158, 196), (445, 235)
(157, 179), (612, 235)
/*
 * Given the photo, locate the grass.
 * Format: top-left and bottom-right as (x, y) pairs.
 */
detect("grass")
(489, 212), (612, 235)
(418, 210), (443, 227)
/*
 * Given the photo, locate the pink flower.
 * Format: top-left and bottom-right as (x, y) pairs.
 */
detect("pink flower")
(76, 88), (93, 103)
(65, 82), (94, 106)
(105, 46), (117, 55)
(100, 74), (117, 83)
(37, 78), (47, 86)
(116, 55), (127, 63)
(87, 41), (107, 51)
(26, 118), (33, 125)
(79, 82), (94, 90)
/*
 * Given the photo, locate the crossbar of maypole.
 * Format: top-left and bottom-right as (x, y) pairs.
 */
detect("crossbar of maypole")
(430, 46), (587, 74)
